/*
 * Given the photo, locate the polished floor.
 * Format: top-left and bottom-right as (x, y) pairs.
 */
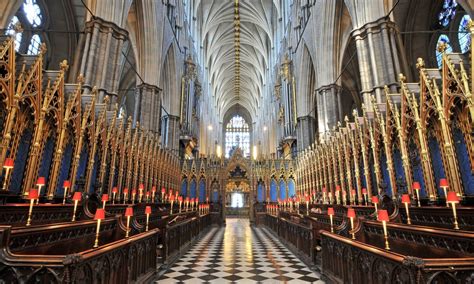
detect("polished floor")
(157, 219), (325, 283)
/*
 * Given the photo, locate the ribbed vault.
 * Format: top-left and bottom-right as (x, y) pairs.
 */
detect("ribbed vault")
(195, 0), (278, 121)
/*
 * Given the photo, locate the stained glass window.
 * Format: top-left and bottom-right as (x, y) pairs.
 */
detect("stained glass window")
(225, 115), (250, 158)
(435, 34), (453, 68)
(459, 15), (471, 53)
(438, 0), (457, 27)
(7, 0), (44, 55)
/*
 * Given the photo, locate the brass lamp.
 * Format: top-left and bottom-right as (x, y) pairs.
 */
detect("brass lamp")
(412, 182), (421, 207)
(362, 188), (367, 205)
(371, 196), (379, 213)
(26, 188), (39, 226)
(2, 158), (14, 190)
(71, 192), (82, 221)
(401, 194), (411, 225)
(145, 206), (151, 231)
(347, 208), (356, 239)
(101, 194), (109, 209)
(378, 209), (390, 250)
(93, 209), (105, 248)
(112, 187), (118, 204)
(446, 191), (460, 230)
(62, 180), (71, 205)
(439, 179), (449, 207)
(35, 177), (45, 205)
(125, 207), (133, 238)
(123, 188), (129, 204)
(328, 207), (335, 233)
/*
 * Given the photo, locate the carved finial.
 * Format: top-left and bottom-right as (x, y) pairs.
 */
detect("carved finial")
(77, 74), (85, 84)
(12, 21), (23, 34)
(437, 41), (447, 53)
(91, 86), (98, 95)
(38, 43), (47, 56)
(384, 85), (390, 94)
(103, 95), (110, 105)
(352, 108), (359, 117)
(60, 60), (69, 72)
(416, 58), (425, 69)
(127, 116), (132, 124)
(344, 115), (349, 123)
(398, 73), (406, 82)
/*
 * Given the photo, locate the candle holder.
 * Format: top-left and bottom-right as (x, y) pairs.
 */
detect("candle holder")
(145, 206), (151, 231)
(351, 189), (356, 205)
(161, 187), (166, 203)
(26, 189), (39, 226)
(439, 179), (449, 207)
(347, 208), (356, 239)
(93, 209), (105, 248)
(336, 186), (341, 204)
(36, 177), (45, 205)
(412, 182), (421, 207)
(378, 209), (390, 250)
(170, 198), (174, 214)
(178, 197), (183, 213)
(322, 188), (327, 204)
(125, 207), (133, 238)
(328, 207), (335, 233)
(151, 186), (156, 203)
(62, 180), (71, 205)
(2, 158), (14, 190)
(446, 191), (460, 230)
(401, 194), (411, 225)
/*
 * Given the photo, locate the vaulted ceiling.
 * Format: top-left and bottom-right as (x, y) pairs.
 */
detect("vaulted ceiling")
(195, 0), (278, 122)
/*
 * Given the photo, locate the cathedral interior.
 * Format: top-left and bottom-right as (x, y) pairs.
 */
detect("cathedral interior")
(0, 0), (473, 283)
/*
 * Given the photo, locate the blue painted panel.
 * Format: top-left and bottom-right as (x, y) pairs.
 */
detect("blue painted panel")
(428, 136), (446, 197)
(270, 179), (277, 202)
(88, 153), (99, 194)
(257, 182), (264, 202)
(38, 136), (55, 192)
(288, 179), (296, 198)
(57, 142), (73, 195)
(410, 141), (427, 196)
(453, 127), (474, 195)
(199, 179), (206, 201)
(76, 146), (88, 180)
(359, 156), (367, 189)
(380, 152), (392, 197)
(212, 190), (219, 202)
(279, 179), (286, 200)
(10, 128), (33, 194)
(369, 156), (377, 195)
(392, 147), (405, 182)
(181, 179), (188, 197)
(190, 179), (197, 198)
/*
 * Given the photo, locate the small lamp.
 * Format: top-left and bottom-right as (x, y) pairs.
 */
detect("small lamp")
(123, 188), (129, 204)
(2, 158), (14, 190)
(71, 191), (82, 221)
(161, 187), (166, 202)
(93, 208), (105, 248)
(145, 206), (151, 231)
(371, 196), (379, 213)
(112, 187), (118, 204)
(151, 186), (156, 203)
(335, 185), (341, 204)
(401, 194), (411, 225)
(377, 209), (390, 250)
(62, 180), (71, 205)
(351, 189), (356, 205)
(131, 189), (137, 205)
(26, 188), (39, 226)
(145, 191), (150, 202)
(305, 194), (310, 215)
(440, 179), (449, 207)
(412, 182), (421, 207)
(138, 184), (144, 203)
(101, 194), (109, 209)
(328, 207), (335, 233)
(36, 177), (46, 204)
(178, 196), (183, 213)
(170, 195), (175, 214)
(125, 207), (133, 238)
(446, 191), (460, 230)
(347, 207), (356, 239)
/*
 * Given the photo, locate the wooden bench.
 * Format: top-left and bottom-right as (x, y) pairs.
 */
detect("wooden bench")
(321, 231), (474, 284)
(0, 218), (159, 283)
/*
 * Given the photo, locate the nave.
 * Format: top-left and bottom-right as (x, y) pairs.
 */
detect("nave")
(157, 219), (324, 283)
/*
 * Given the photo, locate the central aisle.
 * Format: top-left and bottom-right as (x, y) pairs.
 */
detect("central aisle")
(158, 219), (324, 283)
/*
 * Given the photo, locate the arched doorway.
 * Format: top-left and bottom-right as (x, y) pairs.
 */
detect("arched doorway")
(224, 148), (251, 218)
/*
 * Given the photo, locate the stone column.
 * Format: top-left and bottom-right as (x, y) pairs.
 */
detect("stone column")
(316, 84), (342, 134)
(296, 115), (316, 152)
(162, 114), (180, 153)
(79, 17), (128, 105)
(138, 83), (162, 133)
(351, 18), (409, 105)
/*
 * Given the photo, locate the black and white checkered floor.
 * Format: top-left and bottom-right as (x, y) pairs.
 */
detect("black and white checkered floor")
(157, 219), (325, 283)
